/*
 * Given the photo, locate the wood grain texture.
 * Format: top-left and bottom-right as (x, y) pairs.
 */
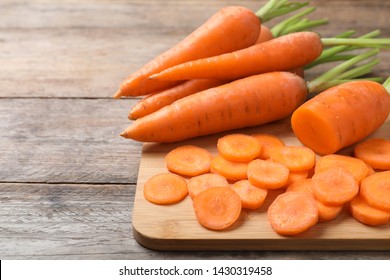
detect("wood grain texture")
(1, 0), (390, 259)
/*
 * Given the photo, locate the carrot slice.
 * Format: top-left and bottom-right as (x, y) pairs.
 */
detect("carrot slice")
(232, 180), (268, 210)
(315, 154), (369, 182)
(354, 138), (390, 170)
(210, 155), (248, 181)
(193, 186), (242, 230)
(217, 134), (262, 162)
(165, 145), (212, 177)
(270, 145), (316, 172)
(286, 178), (343, 222)
(251, 133), (285, 160)
(311, 167), (359, 206)
(143, 173), (188, 205)
(286, 170), (309, 185)
(360, 171), (390, 212)
(187, 173), (229, 199)
(267, 191), (318, 236)
(350, 195), (390, 226)
(247, 159), (289, 189)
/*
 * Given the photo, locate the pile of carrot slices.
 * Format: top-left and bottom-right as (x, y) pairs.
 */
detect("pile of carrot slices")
(142, 134), (390, 235)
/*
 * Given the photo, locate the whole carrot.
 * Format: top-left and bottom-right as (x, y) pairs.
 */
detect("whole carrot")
(120, 71), (307, 142)
(149, 31), (323, 81)
(291, 79), (390, 155)
(114, 6), (261, 98)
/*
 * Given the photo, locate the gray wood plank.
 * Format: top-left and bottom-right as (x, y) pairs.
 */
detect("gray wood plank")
(0, 98), (142, 184)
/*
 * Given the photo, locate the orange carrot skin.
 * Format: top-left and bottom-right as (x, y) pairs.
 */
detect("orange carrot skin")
(255, 25), (274, 44)
(150, 32), (322, 81)
(114, 6), (261, 98)
(129, 79), (226, 119)
(121, 72), (308, 142)
(291, 80), (390, 155)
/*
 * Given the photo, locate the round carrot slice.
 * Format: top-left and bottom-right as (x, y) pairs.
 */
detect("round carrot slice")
(232, 180), (268, 210)
(270, 145), (316, 172)
(210, 155), (248, 181)
(165, 145), (212, 176)
(315, 154), (369, 182)
(247, 159), (289, 189)
(360, 171), (390, 212)
(350, 195), (390, 226)
(187, 173), (229, 199)
(354, 138), (390, 170)
(267, 191), (318, 236)
(311, 167), (359, 206)
(251, 133), (285, 160)
(316, 200), (343, 222)
(193, 186), (242, 230)
(217, 134), (261, 162)
(143, 173), (188, 205)
(286, 178), (314, 195)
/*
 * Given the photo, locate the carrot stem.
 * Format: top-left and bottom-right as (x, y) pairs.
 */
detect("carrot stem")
(271, 6), (317, 36)
(321, 37), (390, 49)
(306, 30), (381, 69)
(383, 77), (390, 93)
(256, 0), (309, 23)
(307, 48), (380, 95)
(279, 18), (329, 35)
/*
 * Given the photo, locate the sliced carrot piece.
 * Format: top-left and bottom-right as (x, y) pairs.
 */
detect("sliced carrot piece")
(360, 171), (390, 212)
(143, 173), (188, 205)
(267, 191), (318, 236)
(311, 167), (359, 206)
(187, 173), (229, 199)
(315, 154), (369, 182)
(354, 138), (390, 170)
(286, 178), (314, 195)
(217, 134), (261, 162)
(193, 186), (242, 230)
(251, 133), (285, 160)
(270, 145), (316, 172)
(247, 159), (289, 189)
(286, 178), (343, 222)
(232, 180), (268, 210)
(350, 195), (390, 226)
(210, 155), (248, 181)
(316, 201), (343, 222)
(286, 170), (309, 185)
(165, 145), (212, 177)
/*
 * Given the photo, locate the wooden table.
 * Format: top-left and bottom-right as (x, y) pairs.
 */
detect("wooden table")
(1, 0), (389, 259)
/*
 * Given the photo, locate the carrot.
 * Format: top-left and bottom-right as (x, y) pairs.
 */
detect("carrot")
(286, 178), (343, 221)
(291, 80), (390, 155)
(354, 138), (390, 170)
(247, 159), (289, 189)
(187, 173), (229, 199)
(350, 194), (390, 226)
(286, 178), (343, 222)
(165, 145), (212, 177)
(270, 145), (316, 172)
(311, 167), (359, 206)
(210, 155), (248, 181)
(113, 6), (261, 98)
(193, 186), (242, 230)
(128, 79), (226, 120)
(255, 24), (274, 43)
(217, 134), (262, 162)
(149, 31), (323, 81)
(121, 71), (308, 143)
(232, 180), (268, 210)
(143, 173), (188, 205)
(251, 133), (285, 160)
(359, 171), (390, 212)
(314, 154), (369, 183)
(286, 170), (309, 185)
(267, 191), (318, 236)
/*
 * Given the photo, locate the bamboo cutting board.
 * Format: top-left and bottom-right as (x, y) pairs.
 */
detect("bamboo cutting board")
(132, 118), (390, 251)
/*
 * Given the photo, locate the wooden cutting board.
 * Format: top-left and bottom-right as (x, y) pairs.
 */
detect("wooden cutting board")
(132, 118), (390, 251)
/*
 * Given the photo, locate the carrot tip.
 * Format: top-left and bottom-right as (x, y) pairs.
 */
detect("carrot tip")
(114, 89), (123, 99)
(120, 130), (127, 138)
